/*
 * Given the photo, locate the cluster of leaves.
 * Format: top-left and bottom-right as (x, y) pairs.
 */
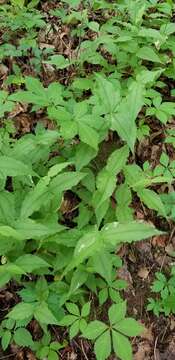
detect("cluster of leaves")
(0, 0), (175, 359)
(148, 267), (175, 316)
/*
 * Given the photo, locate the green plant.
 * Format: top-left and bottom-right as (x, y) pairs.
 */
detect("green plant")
(1, 0), (175, 358)
(147, 268), (175, 316)
(83, 301), (144, 360)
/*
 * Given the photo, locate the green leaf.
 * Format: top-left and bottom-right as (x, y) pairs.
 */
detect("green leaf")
(106, 145), (129, 174)
(48, 350), (58, 360)
(136, 46), (162, 63)
(94, 145), (129, 207)
(13, 328), (34, 347)
(95, 75), (120, 114)
(70, 319), (79, 339)
(69, 268), (88, 294)
(138, 188), (166, 217)
(92, 251), (113, 285)
(1, 330), (11, 351)
(70, 230), (102, 269)
(78, 123), (99, 150)
(99, 288), (108, 305)
(34, 302), (58, 325)
(59, 315), (78, 326)
(83, 320), (108, 340)
(66, 303), (80, 316)
(0, 156), (35, 178)
(136, 69), (164, 85)
(0, 273), (11, 288)
(45, 55), (71, 69)
(0, 191), (15, 225)
(94, 330), (111, 360)
(101, 221), (162, 246)
(161, 23), (175, 36)
(79, 318), (87, 332)
(62, 231), (103, 276)
(50, 172), (86, 193)
(114, 318), (144, 336)
(15, 219), (54, 239)
(112, 82), (144, 151)
(47, 162), (71, 178)
(0, 226), (23, 241)
(81, 302), (91, 317)
(112, 331), (132, 360)
(15, 254), (50, 273)
(8, 303), (34, 321)
(20, 176), (50, 218)
(108, 302), (127, 325)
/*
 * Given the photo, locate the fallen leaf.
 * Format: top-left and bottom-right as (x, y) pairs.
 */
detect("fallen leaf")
(134, 341), (151, 360)
(117, 263), (133, 287)
(140, 325), (154, 341)
(165, 244), (175, 256)
(170, 317), (175, 331)
(138, 267), (149, 280)
(152, 235), (167, 247)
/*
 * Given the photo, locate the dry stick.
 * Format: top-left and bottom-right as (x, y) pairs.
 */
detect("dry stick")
(80, 339), (89, 360)
(0, 353), (17, 360)
(154, 336), (159, 360)
(160, 320), (169, 343)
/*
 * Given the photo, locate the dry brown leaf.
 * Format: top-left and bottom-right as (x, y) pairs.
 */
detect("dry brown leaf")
(140, 325), (154, 341)
(170, 317), (175, 330)
(165, 244), (175, 256)
(138, 267), (149, 280)
(152, 235), (167, 248)
(134, 341), (151, 360)
(117, 264), (133, 287)
(8, 103), (28, 119)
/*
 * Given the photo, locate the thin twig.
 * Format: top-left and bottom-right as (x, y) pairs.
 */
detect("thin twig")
(154, 336), (158, 360)
(0, 353), (17, 360)
(80, 339), (89, 360)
